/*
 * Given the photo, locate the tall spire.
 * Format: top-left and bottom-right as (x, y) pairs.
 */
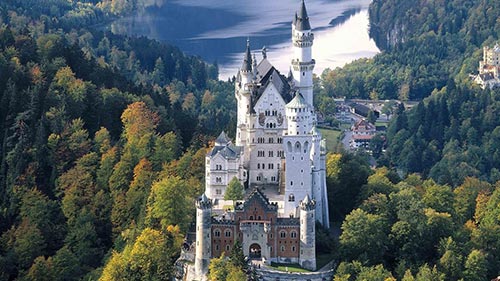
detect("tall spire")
(241, 38), (252, 72)
(295, 0), (311, 31)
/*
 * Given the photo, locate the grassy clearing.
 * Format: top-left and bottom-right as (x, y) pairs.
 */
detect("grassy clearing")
(269, 263), (311, 273)
(319, 128), (341, 152)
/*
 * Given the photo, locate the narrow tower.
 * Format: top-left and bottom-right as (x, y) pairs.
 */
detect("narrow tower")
(235, 39), (253, 147)
(310, 127), (330, 228)
(299, 194), (316, 270)
(194, 193), (212, 279)
(291, 0), (315, 106)
(283, 93), (314, 217)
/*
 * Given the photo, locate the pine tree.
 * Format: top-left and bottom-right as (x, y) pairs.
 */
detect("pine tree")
(224, 177), (244, 201)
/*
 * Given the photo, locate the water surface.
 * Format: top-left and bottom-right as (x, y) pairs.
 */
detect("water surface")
(110, 0), (379, 80)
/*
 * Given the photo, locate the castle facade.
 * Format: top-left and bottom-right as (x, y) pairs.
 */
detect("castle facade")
(194, 1), (329, 278)
(475, 43), (500, 89)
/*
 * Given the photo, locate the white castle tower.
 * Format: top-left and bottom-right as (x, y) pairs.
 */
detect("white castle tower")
(291, 0), (315, 106)
(299, 195), (317, 270)
(235, 39), (253, 148)
(283, 93), (314, 217)
(194, 194), (211, 280)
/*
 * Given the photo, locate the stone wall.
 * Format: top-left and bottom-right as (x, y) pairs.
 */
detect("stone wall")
(256, 267), (335, 281)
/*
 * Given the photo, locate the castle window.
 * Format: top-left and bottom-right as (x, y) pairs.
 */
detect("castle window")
(288, 194), (295, 202)
(290, 231), (297, 238)
(268, 163), (274, 169)
(278, 138), (283, 144)
(271, 176), (276, 182)
(214, 229), (221, 237)
(257, 163), (260, 169)
(281, 245), (285, 252)
(269, 137), (274, 143)
(257, 176), (261, 181)
(268, 151), (274, 157)
(270, 246), (273, 253)
(258, 151), (265, 157)
(292, 246), (296, 252)
(290, 181), (293, 186)
(270, 233), (273, 239)
(280, 231), (286, 238)
(216, 244), (219, 251)
(226, 245), (230, 251)
(225, 229), (232, 237)
(216, 189), (221, 195)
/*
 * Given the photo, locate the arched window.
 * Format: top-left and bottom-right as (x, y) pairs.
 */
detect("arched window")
(288, 194), (295, 202)
(295, 141), (301, 153)
(290, 231), (297, 238)
(280, 245), (285, 252)
(214, 229), (221, 237)
(280, 231), (286, 238)
(225, 229), (232, 237)
(287, 141), (292, 152)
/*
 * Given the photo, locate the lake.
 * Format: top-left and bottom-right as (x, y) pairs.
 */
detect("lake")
(109, 0), (379, 80)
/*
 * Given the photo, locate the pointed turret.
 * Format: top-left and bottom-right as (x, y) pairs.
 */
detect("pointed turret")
(295, 0), (311, 31)
(215, 131), (231, 146)
(241, 39), (252, 72)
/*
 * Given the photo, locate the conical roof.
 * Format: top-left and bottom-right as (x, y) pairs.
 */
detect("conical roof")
(200, 193), (209, 203)
(215, 131), (231, 146)
(241, 39), (252, 72)
(286, 92), (308, 109)
(295, 0), (311, 31)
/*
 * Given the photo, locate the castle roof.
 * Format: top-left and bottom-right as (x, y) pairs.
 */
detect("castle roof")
(286, 92), (308, 109)
(479, 72), (495, 82)
(215, 131), (231, 146)
(295, 0), (311, 31)
(209, 144), (241, 160)
(249, 59), (294, 113)
(235, 188), (278, 212)
(242, 39), (252, 72)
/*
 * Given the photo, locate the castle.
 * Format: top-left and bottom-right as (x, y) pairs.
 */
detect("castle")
(193, 1), (329, 278)
(475, 43), (500, 89)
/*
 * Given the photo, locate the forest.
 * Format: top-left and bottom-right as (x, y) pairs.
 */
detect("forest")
(0, 0), (499, 280)
(317, 0), (500, 101)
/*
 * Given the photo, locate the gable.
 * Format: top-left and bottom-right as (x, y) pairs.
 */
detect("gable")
(253, 82), (286, 113)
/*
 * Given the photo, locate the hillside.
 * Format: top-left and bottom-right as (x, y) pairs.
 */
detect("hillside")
(0, 1), (235, 279)
(317, 0), (500, 101)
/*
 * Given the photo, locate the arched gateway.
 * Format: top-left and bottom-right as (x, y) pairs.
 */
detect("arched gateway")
(249, 243), (262, 259)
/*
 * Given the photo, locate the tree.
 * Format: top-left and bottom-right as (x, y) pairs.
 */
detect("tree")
(208, 253), (230, 281)
(25, 256), (54, 281)
(340, 209), (389, 264)
(415, 264), (445, 281)
(13, 219), (47, 269)
(224, 177), (244, 201)
(367, 110), (377, 124)
(229, 240), (246, 269)
(463, 250), (488, 281)
(146, 176), (192, 232)
(438, 237), (463, 281)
